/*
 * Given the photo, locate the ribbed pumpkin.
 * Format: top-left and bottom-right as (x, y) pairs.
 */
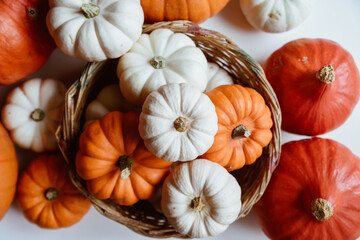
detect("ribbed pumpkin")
(76, 111), (172, 206)
(203, 84), (273, 171)
(16, 154), (91, 228)
(254, 138), (360, 240)
(0, 0), (55, 85)
(0, 123), (18, 220)
(264, 38), (360, 136)
(140, 0), (230, 23)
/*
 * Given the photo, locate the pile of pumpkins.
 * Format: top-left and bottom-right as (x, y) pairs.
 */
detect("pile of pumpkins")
(1, 0), (360, 239)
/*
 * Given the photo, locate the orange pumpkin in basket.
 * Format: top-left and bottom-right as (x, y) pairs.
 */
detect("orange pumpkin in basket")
(76, 111), (172, 206)
(203, 84), (273, 171)
(16, 154), (91, 229)
(0, 123), (18, 220)
(141, 0), (230, 23)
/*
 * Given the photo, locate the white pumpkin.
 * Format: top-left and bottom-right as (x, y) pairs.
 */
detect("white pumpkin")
(117, 28), (208, 106)
(1, 78), (66, 152)
(139, 83), (217, 162)
(239, 0), (313, 33)
(84, 84), (138, 128)
(161, 159), (242, 238)
(206, 62), (234, 91)
(46, 0), (144, 62)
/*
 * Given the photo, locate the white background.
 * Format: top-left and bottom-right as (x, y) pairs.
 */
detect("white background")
(1, 0), (360, 239)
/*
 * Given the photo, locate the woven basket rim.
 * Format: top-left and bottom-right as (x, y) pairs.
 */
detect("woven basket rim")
(56, 20), (282, 238)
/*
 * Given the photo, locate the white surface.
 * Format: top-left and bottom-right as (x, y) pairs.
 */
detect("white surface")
(1, 0), (360, 239)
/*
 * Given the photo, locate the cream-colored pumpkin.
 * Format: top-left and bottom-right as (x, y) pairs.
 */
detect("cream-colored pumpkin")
(117, 29), (208, 106)
(161, 159), (242, 238)
(206, 62), (234, 91)
(240, 0), (313, 33)
(139, 83), (217, 162)
(1, 78), (66, 152)
(47, 0), (144, 62)
(84, 84), (138, 128)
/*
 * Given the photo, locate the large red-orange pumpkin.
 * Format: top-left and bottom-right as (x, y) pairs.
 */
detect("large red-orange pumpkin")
(16, 154), (91, 229)
(0, 123), (18, 220)
(264, 38), (360, 136)
(0, 0), (55, 85)
(140, 0), (230, 23)
(76, 111), (172, 206)
(254, 138), (360, 240)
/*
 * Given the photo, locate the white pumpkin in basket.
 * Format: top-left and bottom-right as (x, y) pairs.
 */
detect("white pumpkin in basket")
(117, 28), (208, 106)
(206, 62), (234, 91)
(161, 159), (242, 238)
(1, 78), (66, 152)
(139, 83), (217, 162)
(84, 84), (138, 128)
(240, 0), (313, 33)
(46, 0), (144, 62)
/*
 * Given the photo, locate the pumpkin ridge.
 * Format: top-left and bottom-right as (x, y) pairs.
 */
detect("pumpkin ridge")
(100, 113), (125, 155)
(73, 20), (88, 59)
(129, 171), (154, 199)
(25, 165), (50, 190)
(100, 12), (137, 42)
(187, 90), (205, 118)
(20, 81), (40, 109)
(50, 202), (63, 228)
(93, 18), (107, 56)
(24, 201), (48, 222)
(139, 71), (165, 102)
(81, 123), (119, 159)
(149, 29), (170, 56)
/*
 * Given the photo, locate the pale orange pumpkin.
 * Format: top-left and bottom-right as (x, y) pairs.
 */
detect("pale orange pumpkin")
(16, 154), (91, 229)
(140, 0), (230, 23)
(76, 111), (172, 206)
(203, 84), (273, 171)
(0, 123), (18, 220)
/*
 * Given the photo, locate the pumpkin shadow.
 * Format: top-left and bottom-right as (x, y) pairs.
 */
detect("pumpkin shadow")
(30, 49), (88, 88)
(218, 0), (256, 32)
(235, 209), (263, 231)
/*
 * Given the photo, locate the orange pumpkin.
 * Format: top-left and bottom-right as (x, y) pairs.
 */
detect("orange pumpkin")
(0, 123), (18, 220)
(0, 0), (55, 85)
(16, 154), (91, 229)
(76, 111), (172, 206)
(140, 0), (230, 23)
(203, 85), (273, 171)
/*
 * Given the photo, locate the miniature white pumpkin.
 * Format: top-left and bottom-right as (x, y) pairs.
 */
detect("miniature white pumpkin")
(117, 28), (208, 106)
(84, 84), (138, 128)
(1, 78), (66, 152)
(206, 62), (234, 91)
(139, 83), (217, 162)
(161, 159), (242, 238)
(46, 0), (144, 62)
(239, 0), (313, 33)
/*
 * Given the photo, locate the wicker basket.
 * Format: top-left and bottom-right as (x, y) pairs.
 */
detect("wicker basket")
(56, 20), (281, 238)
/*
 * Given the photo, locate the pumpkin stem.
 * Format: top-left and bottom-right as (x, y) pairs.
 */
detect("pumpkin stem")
(316, 65), (335, 84)
(44, 188), (58, 201)
(80, 3), (101, 18)
(117, 155), (133, 179)
(28, 8), (37, 18)
(30, 108), (45, 122)
(311, 198), (333, 221)
(232, 124), (251, 139)
(174, 117), (190, 132)
(150, 56), (167, 69)
(191, 197), (205, 212)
